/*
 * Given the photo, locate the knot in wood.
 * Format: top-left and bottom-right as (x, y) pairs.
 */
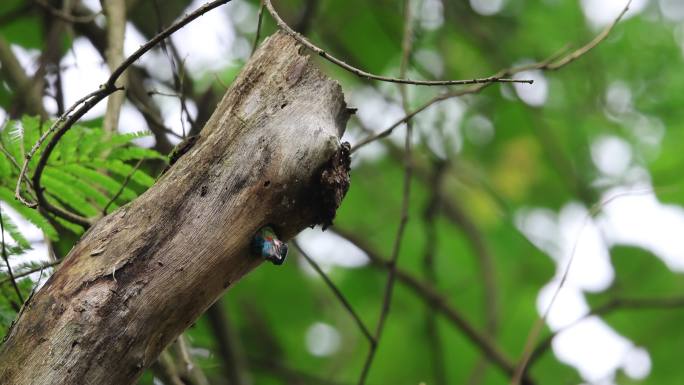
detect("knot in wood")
(316, 141), (351, 229)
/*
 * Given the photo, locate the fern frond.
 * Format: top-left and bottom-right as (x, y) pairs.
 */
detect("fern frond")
(53, 216), (85, 235)
(0, 212), (31, 251)
(62, 165), (137, 200)
(107, 147), (165, 162)
(0, 153), (12, 179)
(89, 131), (153, 158)
(1, 117), (160, 244)
(74, 128), (102, 161)
(43, 168), (110, 209)
(0, 187), (58, 241)
(93, 160), (156, 188)
(20, 116), (41, 161)
(2, 121), (24, 163)
(54, 126), (82, 164)
(42, 174), (100, 217)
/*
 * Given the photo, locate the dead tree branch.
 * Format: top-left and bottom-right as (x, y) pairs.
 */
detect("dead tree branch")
(0, 32), (351, 385)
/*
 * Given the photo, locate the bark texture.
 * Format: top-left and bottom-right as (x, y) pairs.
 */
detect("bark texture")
(0, 32), (350, 385)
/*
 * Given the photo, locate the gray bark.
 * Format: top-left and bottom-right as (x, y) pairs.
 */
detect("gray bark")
(0, 32), (350, 385)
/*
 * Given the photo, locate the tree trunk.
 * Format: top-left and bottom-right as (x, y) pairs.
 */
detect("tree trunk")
(0, 32), (351, 385)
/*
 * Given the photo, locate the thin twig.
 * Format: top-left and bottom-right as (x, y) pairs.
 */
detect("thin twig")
(15, 88), (102, 208)
(262, 0), (530, 87)
(545, 1), (632, 70)
(512, 188), (658, 384)
(0, 260), (60, 286)
(176, 334), (195, 373)
(33, 0), (101, 23)
(147, 89), (183, 98)
(351, 84), (484, 152)
(293, 241), (374, 343)
(422, 160), (448, 385)
(102, 158), (144, 215)
(0, 35), (46, 118)
(351, 0), (631, 153)
(250, 356), (352, 385)
(70, 4), (176, 153)
(445, 196), (499, 385)
(151, 350), (186, 385)
(508, 7), (632, 382)
(525, 295), (684, 372)
(294, 0), (318, 34)
(251, 0), (265, 56)
(15, 0), (233, 225)
(334, 228), (533, 385)
(172, 335), (210, 385)
(205, 302), (251, 385)
(358, 3), (414, 382)
(157, 22), (196, 137)
(0, 206), (24, 304)
(359, 121), (502, 385)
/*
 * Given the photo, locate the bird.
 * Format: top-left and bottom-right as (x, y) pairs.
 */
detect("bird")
(251, 226), (288, 265)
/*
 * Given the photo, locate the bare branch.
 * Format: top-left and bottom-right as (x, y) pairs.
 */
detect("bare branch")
(358, 3), (415, 382)
(509, 5), (634, 378)
(70, 4), (176, 153)
(14, 88), (101, 208)
(250, 356), (352, 385)
(150, 350), (186, 385)
(544, 1), (632, 70)
(334, 228), (534, 385)
(33, 0), (101, 23)
(422, 160), (448, 385)
(525, 295), (684, 373)
(14, 0), (234, 226)
(351, 85), (486, 153)
(205, 303), (252, 385)
(0, 260), (60, 286)
(352, 0), (631, 153)
(102, 0), (128, 136)
(102, 158), (144, 215)
(172, 335), (210, 385)
(293, 241), (374, 344)
(0, 35), (46, 118)
(252, 0), (265, 56)
(262, 0), (531, 87)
